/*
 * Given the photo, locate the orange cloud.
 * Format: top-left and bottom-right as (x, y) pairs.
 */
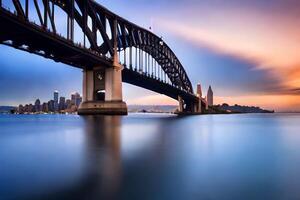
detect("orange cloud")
(155, 7), (300, 91)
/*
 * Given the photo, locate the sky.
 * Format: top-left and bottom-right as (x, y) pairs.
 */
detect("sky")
(1, 0), (300, 111)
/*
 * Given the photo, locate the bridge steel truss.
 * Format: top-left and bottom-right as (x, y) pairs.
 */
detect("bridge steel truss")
(0, 0), (203, 112)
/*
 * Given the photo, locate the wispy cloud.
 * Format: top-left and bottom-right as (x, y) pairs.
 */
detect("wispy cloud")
(155, 6), (300, 94)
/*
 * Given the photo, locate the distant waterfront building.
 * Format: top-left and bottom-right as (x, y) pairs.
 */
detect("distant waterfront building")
(18, 104), (24, 114)
(207, 86), (213, 106)
(24, 104), (29, 113)
(196, 84), (202, 98)
(71, 92), (82, 107)
(34, 99), (41, 112)
(54, 90), (59, 102)
(59, 97), (66, 111)
(42, 102), (48, 112)
(54, 90), (59, 111)
(65, 99), (72, 109)
(71, 93), (76, 104)
(48, 100), (55, 112)
(76, 97), (82, 107)
(28, 104), (34, 113)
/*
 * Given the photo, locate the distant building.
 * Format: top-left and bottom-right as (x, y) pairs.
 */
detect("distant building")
(196, 84), (202, 98)
(48, 100), (55, 112)
(76, 97), (82, 107)
(71, 93), (79, 103)
(42, 102), (48, 112)
(34, 99), (41, 112)
(59, 97), (66, 111)
(18, 104), (24, 114)
(71, 93), (76, 105)
(54, 90), (59, 102)
(54, 90), (59, 111)
(28, 104), (34, 113)
(24, 104), (29, 113)
(65, 99), (72, 109)
(71, 92), (82, 107)
(207, 86), (213, 106)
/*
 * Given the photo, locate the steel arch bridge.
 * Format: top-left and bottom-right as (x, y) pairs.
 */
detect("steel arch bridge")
(0, 0), (206, 114)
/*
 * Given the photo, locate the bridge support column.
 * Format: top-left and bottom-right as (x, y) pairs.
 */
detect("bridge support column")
(82, 69), (94, 102)
(190, 98), (204, 114)
(105, 66), (123, 101)
(178, 96), (184, 113)
(78, 18), (127, 115)
(198, 98), (202, 113)
(205, 99), (209, 110)
(78, 65), (127, 115)
(193, 103), (199, 113)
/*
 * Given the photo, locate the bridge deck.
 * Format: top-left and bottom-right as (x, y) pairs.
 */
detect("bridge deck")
(0, 8), (111, 69)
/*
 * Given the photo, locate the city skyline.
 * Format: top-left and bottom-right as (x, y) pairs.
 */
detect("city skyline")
(17, 90), (82, 114)
(0, 0), (300, 111)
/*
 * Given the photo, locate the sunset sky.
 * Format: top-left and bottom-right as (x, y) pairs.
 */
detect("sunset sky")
(1, 0), (300, 111)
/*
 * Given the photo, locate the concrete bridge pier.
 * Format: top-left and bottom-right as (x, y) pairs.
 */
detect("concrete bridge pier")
(187, 101), (198, 113)
(177, 96), (199, 114)
(193, 103), (199, 113)
(197, 99), (202, 113)
(78, 19), (127, 115)
(177, 96), (206, 114)
(78, 63), (127, 115)
(178, 96), (184, 113)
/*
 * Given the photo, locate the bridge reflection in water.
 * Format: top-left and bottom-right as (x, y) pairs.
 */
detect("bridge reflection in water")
(81, 116), (123, 199)
(0, 114), (186, 200)
(80, 114), (181, 199)
(15, 114), (181, 200)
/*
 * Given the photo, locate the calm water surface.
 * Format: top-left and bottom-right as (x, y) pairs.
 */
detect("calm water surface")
(1, 113), (300, 200)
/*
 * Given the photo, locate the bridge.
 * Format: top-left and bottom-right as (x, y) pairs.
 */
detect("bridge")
(0, 0), (208, 115)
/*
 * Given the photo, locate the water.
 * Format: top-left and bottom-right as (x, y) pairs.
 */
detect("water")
(1, 113), (300, 200)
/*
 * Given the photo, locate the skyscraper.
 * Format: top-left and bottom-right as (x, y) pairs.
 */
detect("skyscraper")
(48, 100), (55, 112)
(54, 90), (59, 111)
(34, 99), (41, 112)
(54, 90), (59, 102)
(42, 102), (48, 113)
(196, 84), (202, 98)
(59, 97), (66, 111)
(65, 99), (72, 110)
(71, 93), (76, 105)
(75, 96), (82, 107)
(71, 92), (81, 107)
(207, 86), (213, 107)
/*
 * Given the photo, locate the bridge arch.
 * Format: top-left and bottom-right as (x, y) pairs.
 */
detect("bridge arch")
(0, 0), (205, 114)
